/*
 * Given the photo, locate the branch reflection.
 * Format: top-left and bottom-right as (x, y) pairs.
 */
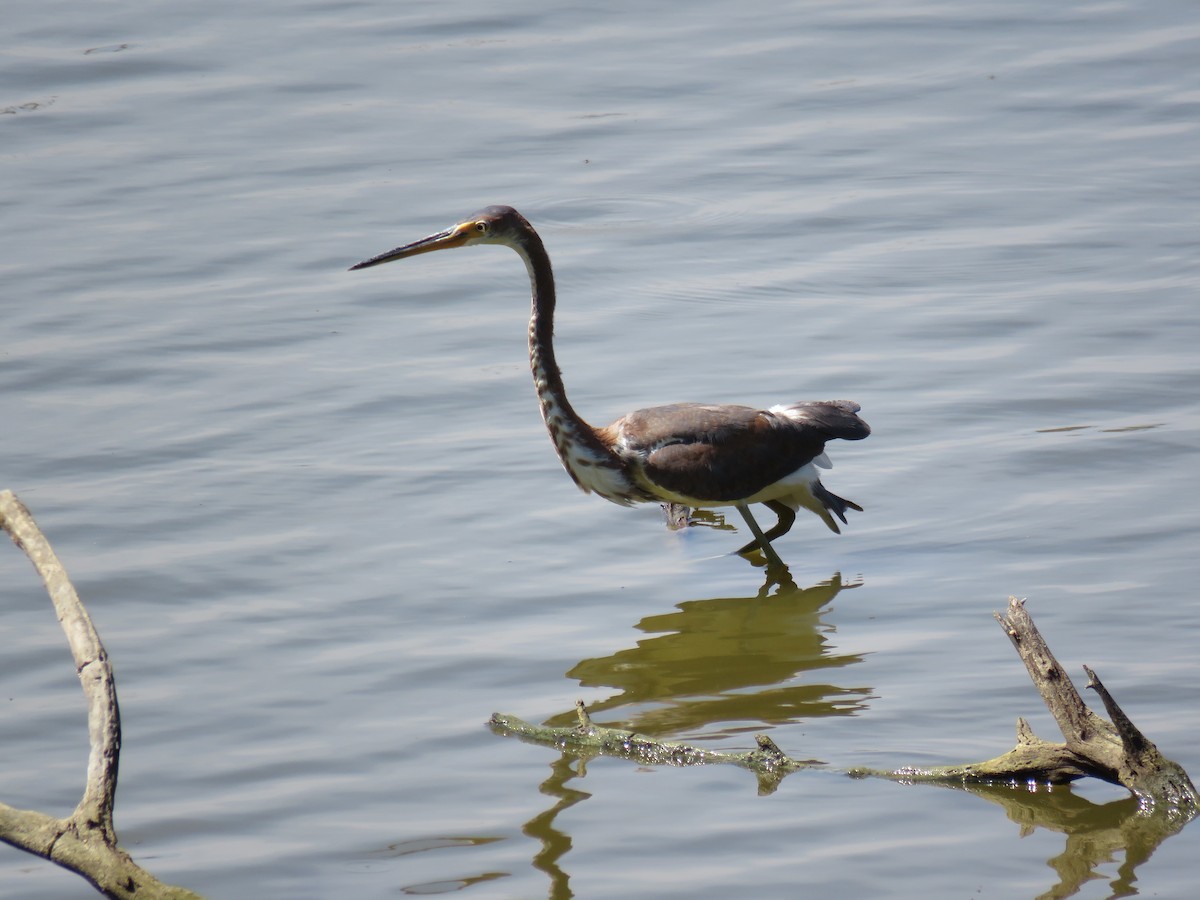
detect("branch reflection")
(521, 754), (589, 900)
(954, 783), (1190, 899)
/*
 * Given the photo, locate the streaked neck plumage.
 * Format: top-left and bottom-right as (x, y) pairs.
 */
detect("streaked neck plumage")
(509, 227), (637, 505)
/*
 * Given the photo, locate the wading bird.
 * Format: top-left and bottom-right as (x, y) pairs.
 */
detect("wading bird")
(350, 206), (869, 568)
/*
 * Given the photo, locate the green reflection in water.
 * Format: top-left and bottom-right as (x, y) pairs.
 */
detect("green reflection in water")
(524, 754), (589, 900)
(550, 571), (872, 738)
(954, 782), (1189, 900)
(515, 572), (1193, 900)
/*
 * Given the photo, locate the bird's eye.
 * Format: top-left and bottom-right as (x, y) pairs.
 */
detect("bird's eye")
(475, 221), (489, 234)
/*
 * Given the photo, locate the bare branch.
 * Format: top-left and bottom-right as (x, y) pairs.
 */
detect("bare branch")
(0, 490), (201, 899)
(491, 701), (821, 795)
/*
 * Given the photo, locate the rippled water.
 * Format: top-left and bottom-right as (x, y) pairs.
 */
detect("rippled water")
(4, 1), (1199, 897)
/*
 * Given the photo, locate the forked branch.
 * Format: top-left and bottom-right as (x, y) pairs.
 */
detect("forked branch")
(862, 598), (1198, 817)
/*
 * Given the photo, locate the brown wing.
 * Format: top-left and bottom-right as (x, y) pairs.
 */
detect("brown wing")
(604, 401), (868, 504)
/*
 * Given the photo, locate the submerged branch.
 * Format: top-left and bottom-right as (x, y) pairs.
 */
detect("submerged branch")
(491, 701), (820, 795)
(0, 490), (201, 899)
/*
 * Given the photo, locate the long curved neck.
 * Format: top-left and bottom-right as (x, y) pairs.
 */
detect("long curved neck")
(516, 232), (571, 429)
(511, 228), (634, 501)
(517, 230), (582, 441)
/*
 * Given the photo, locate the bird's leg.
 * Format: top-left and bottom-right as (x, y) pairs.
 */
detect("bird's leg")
(734, 501), (794, 559)
(734, 503), (786, 569)
(760, 500), (796, 545)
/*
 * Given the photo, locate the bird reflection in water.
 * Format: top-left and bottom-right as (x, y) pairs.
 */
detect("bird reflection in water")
(351, 206), (869, 568)
(545, 571), (870, 736)
(512, 573), (1187, 900)
(518, 571), (866, 899)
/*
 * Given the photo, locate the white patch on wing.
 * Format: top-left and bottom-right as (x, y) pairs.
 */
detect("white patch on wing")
(766, 405), (833, 466)
(767, 403), (804, 418)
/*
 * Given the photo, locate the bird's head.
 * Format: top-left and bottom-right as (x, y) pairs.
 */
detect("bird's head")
(349, 205), (530, 271)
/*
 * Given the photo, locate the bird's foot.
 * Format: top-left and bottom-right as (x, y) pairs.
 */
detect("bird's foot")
(736, 548), (794, 590)
(736, 543), (787, 570)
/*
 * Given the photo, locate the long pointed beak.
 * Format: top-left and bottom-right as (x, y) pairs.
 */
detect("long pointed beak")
(349, 224), (470, 271)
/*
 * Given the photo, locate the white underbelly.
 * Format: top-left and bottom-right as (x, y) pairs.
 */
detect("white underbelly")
(642, 458), (827, 510)
(739, 460), (823, 506)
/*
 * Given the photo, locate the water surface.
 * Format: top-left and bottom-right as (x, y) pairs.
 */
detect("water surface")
(4, 1), (1199, 897)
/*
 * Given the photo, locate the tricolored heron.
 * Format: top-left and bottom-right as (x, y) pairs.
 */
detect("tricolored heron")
(350, 205), (869, 568)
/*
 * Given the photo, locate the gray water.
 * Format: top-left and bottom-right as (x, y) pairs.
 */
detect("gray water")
(4, 1), (1199, 897)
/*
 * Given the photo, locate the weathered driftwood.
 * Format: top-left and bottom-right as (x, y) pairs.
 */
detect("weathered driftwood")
(0, 490), (201, 900)
(492, 702), (821, 795)
(491, 597), (1197, 818)
(850, 597), (1197, 818)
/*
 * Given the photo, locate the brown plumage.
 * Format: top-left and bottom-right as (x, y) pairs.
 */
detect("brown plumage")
(351, 205), (869, 567)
